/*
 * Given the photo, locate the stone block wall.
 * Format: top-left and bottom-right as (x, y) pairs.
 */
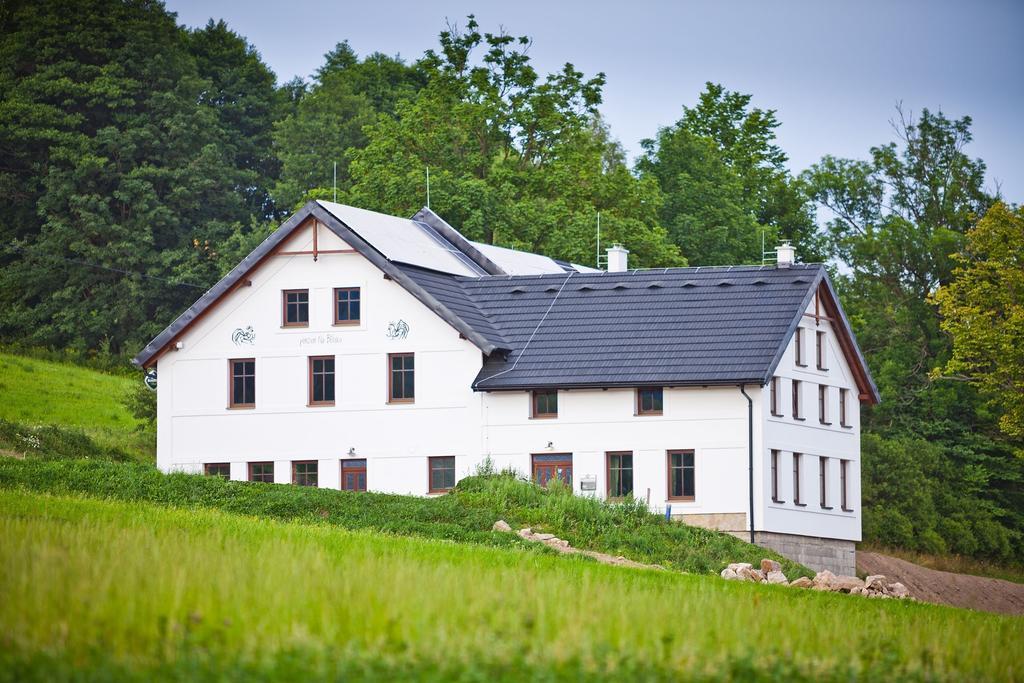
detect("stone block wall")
(751, 531), (856, 575)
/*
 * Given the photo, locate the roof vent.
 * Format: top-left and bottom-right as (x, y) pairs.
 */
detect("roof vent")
(510, 286), (527, 294)
(716, 279), (735, 287)
(613, 282), (628, 290)
(646, 281), (664, 289)
(577, 284), (595, 292)
(680, 281), (698, 288)
(752, 278), (768, 286)
(776, 242), (796, 269)
(791, 277), (810, 284)
(544, 285), (559, 292)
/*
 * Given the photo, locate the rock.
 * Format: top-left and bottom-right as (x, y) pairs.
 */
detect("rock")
(812, 570), (837, 590)
(760, 559), (782, 573)
(721, 568), (739, 580)
(890, 582), (910, 599)
(727, 562), (753, 572)
(789, 576), (813, 589)
(545, 538), (570, 549)
(831, 575), (865, 593)
(850, 586), (867, 596)
(517, 528), (533, 539)
(738, 566), (765, 582)
(492, 520), (512, 532)
(766, 570), (788, 585)
(864, 574), (889, 592)
(532, 533), (556, 541)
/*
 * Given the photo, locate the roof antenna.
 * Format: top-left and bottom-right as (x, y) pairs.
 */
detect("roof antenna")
(333, 161), (337, 203)
(426, 166), (430, 209)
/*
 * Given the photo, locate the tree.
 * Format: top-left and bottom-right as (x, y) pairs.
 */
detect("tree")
(934, 202), (1024, 442)
(638, 83), (819, 265)
(345, 17), (682, 268)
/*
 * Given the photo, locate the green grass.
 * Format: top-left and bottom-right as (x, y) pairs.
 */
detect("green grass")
(0, 352), (151, 460)
(1, 490), (1020, 682)
(0, 457), (810, 577)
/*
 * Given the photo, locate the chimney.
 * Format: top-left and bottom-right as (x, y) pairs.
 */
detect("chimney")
(607, 244), (629, 273)
(775, 242), (795, 269)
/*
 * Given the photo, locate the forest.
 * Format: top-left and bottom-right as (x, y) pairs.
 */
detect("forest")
(1, 0), (1021, 564)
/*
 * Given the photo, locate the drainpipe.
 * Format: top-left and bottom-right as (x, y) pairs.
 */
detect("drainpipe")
(739, 385), (755, 544)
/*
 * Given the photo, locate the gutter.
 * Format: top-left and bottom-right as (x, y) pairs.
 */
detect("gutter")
(739, 385), (755, 544)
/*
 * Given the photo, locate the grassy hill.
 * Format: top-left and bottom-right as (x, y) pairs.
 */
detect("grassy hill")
(2, 490), (1021, 682)
(0, 352), (152, 461)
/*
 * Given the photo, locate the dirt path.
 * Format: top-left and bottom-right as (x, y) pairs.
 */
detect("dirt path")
(858, 551), (1024, 615)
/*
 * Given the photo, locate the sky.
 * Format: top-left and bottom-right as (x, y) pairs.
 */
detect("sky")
(167, 0), (1024, 201)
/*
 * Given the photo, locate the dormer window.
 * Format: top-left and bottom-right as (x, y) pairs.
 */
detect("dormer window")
(283, 289), (309, 327)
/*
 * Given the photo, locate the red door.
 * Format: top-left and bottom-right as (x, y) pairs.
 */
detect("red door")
(532, 454), (573, 488)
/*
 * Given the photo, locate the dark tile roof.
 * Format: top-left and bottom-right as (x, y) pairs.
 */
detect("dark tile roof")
(398, 264), (828, 391)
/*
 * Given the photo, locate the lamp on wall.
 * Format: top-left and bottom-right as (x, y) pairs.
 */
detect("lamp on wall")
(347, 447), (357, 457)
(546, 441), (554, 450)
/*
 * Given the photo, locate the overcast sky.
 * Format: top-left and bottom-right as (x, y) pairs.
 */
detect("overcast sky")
(166, 0), (1024, 201)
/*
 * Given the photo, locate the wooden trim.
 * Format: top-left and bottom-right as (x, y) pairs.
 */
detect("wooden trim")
(770, 449), (783, 503)
(282, 289), (309, 328)
(387, 352), (415, 404)
(307, 355), (336, 406)
(332, 287), (361, 326)
(818, 384), (831, 425)
(840, 459), (851, 511)
(815, 282), (876, 404)
(277, 249), (356, 256)
(770, 377), (782, 416)
(839, 388), (850, 428)
(292, 460), (318, 486)
(666, 449), (695, 502)
(312, 219), (318, 260)
(793, 453), (803, 505)
(427, 455), (457, 494)
(228, 358), (255, 409)
(791, 379), (802, 419)
(819, 457), (829, 508)
(636, 387), (663, 416)
(816, 330), (828, 370)
(247, 461), (274, 482)
(606, 451), (633, 500)
(794, 327), (807, 366)
(530, 389), (558, 418)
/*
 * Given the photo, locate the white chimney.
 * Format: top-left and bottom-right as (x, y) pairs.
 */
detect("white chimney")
(607, 244), (629, 273)
(775, 242), (795, 269)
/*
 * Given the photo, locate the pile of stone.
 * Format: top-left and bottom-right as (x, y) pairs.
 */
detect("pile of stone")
(720, 560), (912, 599)
(492, 520), (659, 570)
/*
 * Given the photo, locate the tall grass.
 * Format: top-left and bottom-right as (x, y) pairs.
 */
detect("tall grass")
(0, 490), (1019, 682)
(0, 457), (808, 576)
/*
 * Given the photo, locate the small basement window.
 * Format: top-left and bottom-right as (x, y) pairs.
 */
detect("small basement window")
(531, 389), (558, 418)
(248, 461), (274, 483)
(428, 456), (456, 494)
(283, 289), (309, 327)
(637, 388), (663, 416)
(204, 463), (230, 479)
(333, 287), (360, 325)
(292, 460), (318, 487)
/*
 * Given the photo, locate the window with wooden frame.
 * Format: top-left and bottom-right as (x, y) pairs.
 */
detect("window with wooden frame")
(770, 450), (782, 503)
(229, 358), (255, 408)
(636, 388), (663, 416)
(428, 456), (456, 493)
(818, 385), (830, 425)
(282, 289), (309, 327)
(606, 451), (634, 499)
(839, 388), (850, 428)
(388, 353), (414, 403)
(531, 389), (558, 418)
(204, 463), (230, 479)
(791, 379), (803, 419)
(333, 287), (361, 325)
(770, 377), (782, 416)
(667, 450), (695, 501)
(819, 457), (831, 509)
(840, 459), (852, 511)
(308, 356), (335, 406)
(795, 327), (806, 366)
(341, 459), (367, 492)
(816, 330), (828, 370)
(292, 460), (318, 487)
(793, 453), (805, 506)
(248, 461), (274, 483)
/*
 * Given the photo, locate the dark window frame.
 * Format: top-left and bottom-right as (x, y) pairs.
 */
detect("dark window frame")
(292, 460), (318, 487)
(795, 327), (807, 366)
(816, 330), (828, 370)
(248, 461), (274, 483)
(341, 458), (367, 492)
(793, 453), (806, 506)
(308, 355), (336, 406)
(667, 449), (695, 502)
(636, 387), (664, 416)
(282, 289), (309, 328)
(606, 451), (634, 500)
(792, 379), (804, 420)
(531, 389), (558, 419)
(228, 358), (256, 409)
(204, 462), (230, 479)
(428, 456), (457, 494)
(333, 287), (361, 326)
(839, 388), (851, 428)
(840, 459), (852, 511)
(770, 449), (783, 503)
(819, 457), (832, 509)
(770, 377), (782, 416)
(388, 353), (415, 403)
(818, 385), (831, 425)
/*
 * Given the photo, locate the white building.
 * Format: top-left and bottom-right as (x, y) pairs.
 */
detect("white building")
(135, 201), (879, 574)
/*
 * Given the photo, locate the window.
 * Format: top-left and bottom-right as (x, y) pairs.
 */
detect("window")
(607, 451), (634, 499)
(793, 453), (805, 506)
(839, 388), (850, 428)
(292, 460), (318, 487)
(532, 454), (572, 488)
(840, 459), (852, 511)
(429, 456), (456, 493)
(334, 287), (361, 325)
(792, 380), (803, 419)
(770, 450), (782, 503)
(819, 457), (831, 509)
(667, 450), (695, 501)
(204, 463), (230, 479)
(308, 356), (335, 406)
(795, 327), (806, 366)
(282, 289), (309, 327)
(388, 353), (414, 403)
(816, 330), (828, 370)
(637, 388), (663, 415)
(770, 377), (782, 416)
(531, 389), (558, 418)
(248, 461), (274, 483)
(341, 459), (367, 492)
(818, 385), (830, 425)
(229, 358), (255, 408)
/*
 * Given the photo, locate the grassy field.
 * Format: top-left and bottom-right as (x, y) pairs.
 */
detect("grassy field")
(0, 352), (152, 461)
(1, 490), (1020, 682)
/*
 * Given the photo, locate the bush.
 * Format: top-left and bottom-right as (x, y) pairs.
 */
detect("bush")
(0, 419), (131, 462)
